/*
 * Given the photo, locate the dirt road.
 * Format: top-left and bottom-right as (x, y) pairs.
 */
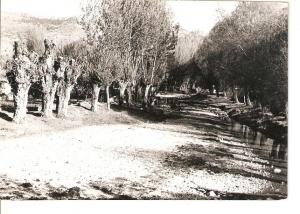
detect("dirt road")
(0, 103), (287, 199)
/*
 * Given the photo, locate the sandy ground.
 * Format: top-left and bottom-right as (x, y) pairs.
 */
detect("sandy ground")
(0, 100), (287, 200)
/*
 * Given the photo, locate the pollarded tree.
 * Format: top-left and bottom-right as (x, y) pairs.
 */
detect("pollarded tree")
(38, 39), (64, 117)
(21, 30), (61, 117)
(6, 41), (39, 123)
(55, 42), (85, 117)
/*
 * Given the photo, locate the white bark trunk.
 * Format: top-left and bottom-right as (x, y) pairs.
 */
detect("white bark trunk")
(127, 86), (133, 107)
(106, 86), (110, 111)
(57, 85), (73, 118)
(91, 83), (101, 112)
(143, 84), (152, 108)
(246, 96), (252, 106)
(13, 83), (31, 123)
(233, 87), (240, 103)
(119, 82), (128, 106)
(245, 92), (252, 107)
(42, 81), (58, 118)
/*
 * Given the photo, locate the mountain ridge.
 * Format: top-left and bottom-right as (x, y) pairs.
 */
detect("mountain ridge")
(1, 12), (85, 59)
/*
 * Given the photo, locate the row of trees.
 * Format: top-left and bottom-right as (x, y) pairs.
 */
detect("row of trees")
(5, 39), (83, 123)
(4, 0), (178, 123)
(174, 30), (203, 66)
(193, 2), (288, 115)
(80, 0), (178, 109)
(166, 30), (204, 92)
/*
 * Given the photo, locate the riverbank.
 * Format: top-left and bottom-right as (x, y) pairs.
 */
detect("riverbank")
(202, 95), (288, 143)
(157, 93), (287, 143)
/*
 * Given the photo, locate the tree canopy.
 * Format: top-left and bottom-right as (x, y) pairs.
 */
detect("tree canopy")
(194, 2), (288, 115)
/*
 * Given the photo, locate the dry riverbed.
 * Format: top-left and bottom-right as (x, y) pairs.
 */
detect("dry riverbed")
(0, 100), (287, 200)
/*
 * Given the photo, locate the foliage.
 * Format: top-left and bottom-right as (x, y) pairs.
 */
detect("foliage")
(5, 41), (39, 91)
(80, 0), (178, 89)
(175, 30), (204, 66)
(194, 2), (288, 115)
(24, 28), (46, 56)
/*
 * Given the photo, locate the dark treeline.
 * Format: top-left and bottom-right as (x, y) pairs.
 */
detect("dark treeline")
(169, 2), (288, 116)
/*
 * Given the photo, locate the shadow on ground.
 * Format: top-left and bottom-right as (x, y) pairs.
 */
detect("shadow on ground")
(111, 104), (167, 122)
(163, 143), (287, 184)
(0, 112), (13, 121)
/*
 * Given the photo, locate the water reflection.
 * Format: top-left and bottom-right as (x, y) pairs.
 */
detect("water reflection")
(229, 122), (287, 161)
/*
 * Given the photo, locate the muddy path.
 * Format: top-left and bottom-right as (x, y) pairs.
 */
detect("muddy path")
(0, 96), (287, 200)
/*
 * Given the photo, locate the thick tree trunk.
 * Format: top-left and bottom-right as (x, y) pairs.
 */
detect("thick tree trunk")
(106, 86), (110, 111)
(134, 84), (139, 103)
(41, 94), (45, 112)
(233, 86), (240, 103)
(42, 81), (58, 118)
(127, 87), (133, 107)
(57, 85), (73, 118)
(245, 93), (252, 106)
(143, 84), (152, 108)
(278, 142), (287, 160)
(135, 85), (143, 104)
(13, 83), (31, 123)
(119, 82), (128, 106)
(43, 93), (52, 117)
(91, 83), (101, 112)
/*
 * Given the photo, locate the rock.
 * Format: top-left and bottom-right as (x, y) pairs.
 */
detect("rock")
(209, 191), (216, 197)
(274, 168), (282, 174)
(20, 182), (32, 188)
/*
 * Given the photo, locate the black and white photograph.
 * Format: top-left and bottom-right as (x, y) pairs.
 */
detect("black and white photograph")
(0, 0), (290, 204)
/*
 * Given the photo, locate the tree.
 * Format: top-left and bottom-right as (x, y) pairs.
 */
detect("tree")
(55, 42), (84, 117)
(38, 39), (63, 117)
(81, 0), (123, 111)
(6, 41), (39, 123)
(81, 0), (177, 109)
(194, 2), (287, 114)
(138, 5), (179, 108)
(175, 30), (204, 66)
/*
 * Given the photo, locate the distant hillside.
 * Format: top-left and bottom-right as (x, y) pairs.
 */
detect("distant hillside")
(1, 12), (85, 60)
(175, 28), (204, 65)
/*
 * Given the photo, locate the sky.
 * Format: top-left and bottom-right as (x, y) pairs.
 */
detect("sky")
(166, 1), (237, 33)
(1, 0), (238, 34)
